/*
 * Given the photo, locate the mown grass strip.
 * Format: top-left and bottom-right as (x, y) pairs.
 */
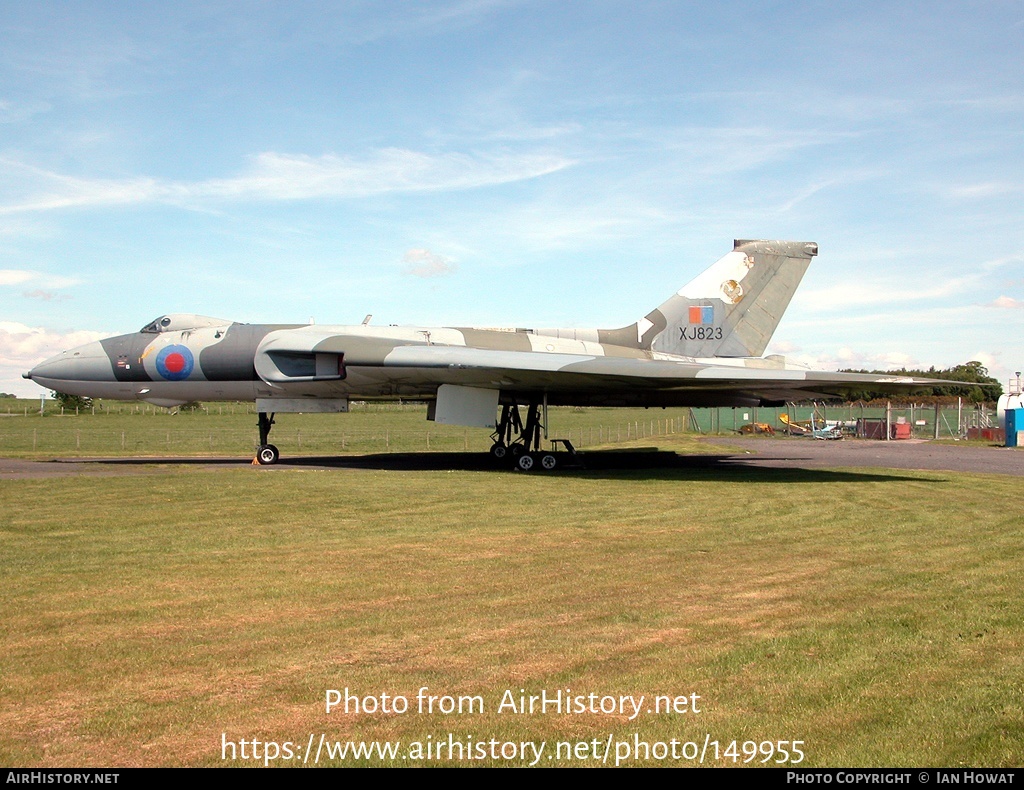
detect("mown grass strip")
(1, 455), (1021, 766)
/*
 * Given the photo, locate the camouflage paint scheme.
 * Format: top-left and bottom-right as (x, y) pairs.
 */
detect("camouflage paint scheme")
(27, 240), (938, 416)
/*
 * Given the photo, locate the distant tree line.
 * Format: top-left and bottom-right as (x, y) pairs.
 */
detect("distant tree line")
(838, 361), (1002, 403)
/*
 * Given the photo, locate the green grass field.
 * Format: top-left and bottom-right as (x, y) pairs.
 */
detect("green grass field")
(0, 400), (692, 458)
(1, 407), (1021, 767)
(0, 397), (992, 458)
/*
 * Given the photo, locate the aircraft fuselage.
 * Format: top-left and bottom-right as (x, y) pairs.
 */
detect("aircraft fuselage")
(29, 318), (766, 409)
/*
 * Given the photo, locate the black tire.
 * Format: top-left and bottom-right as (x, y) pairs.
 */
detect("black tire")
(490, 442), (508, 460)
(257, 444), (280, 465)
(516, 453), (535, 472)
(540, 453), (558, 471)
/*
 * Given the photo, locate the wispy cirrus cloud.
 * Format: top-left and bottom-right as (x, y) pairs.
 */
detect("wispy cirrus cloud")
(0, 269), (80, 288)
(0, 98), (51, 124)
(798, 276), (978, 310)
(798, 254), (1023, 312)
(941, 182), (1016, 200)
(0, 148), (574, 215)
(654, 126), (855, 174)
(351, 0), (520, 43)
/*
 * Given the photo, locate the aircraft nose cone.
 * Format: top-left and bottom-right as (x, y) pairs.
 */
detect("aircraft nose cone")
(28, 341), (112, 384)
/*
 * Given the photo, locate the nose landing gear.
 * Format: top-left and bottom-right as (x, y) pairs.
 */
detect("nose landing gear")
(255, 411), (279, 465)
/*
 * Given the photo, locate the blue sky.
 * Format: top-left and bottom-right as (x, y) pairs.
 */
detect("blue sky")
(2, 1), (1022, 396)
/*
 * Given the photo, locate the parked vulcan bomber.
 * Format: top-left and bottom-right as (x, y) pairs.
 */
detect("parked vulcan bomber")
(26, 240), (941, 470)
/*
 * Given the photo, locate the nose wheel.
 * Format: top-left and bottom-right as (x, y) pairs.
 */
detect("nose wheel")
(254, 412), (279, 465)
(256, 444), (280, 465)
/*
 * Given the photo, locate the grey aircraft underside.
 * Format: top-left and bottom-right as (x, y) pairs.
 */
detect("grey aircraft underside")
(26, 239), (943, 470)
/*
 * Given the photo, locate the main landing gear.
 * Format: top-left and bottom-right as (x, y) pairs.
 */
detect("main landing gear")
(489, 402), (576, 472)
(254, 411), (279, 465)
(251, 402), (575, 471)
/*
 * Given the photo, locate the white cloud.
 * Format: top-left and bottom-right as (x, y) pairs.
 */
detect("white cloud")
(0, 323), (111, 398)
(656, 127), (854, 174)
(986, 295), (1024, 309)
(477, 198), (675, 250)
(0, 149), (574, 214)
(0, 158), (162, 213)
(0, 269), (80, 288)
(797, 274), (979, 311)
(0, 322), (107, 369)
(198, 149), (572, 200)
(967, 351), (1001, 376)
(0, 269), (34, 286)
(782, 348), (923, 374)
(402, 248), (457, 278)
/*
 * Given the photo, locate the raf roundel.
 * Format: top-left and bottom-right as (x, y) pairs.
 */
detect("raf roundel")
(155, 345), (195, 381)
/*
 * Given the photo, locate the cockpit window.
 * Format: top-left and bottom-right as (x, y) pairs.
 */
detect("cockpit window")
(141, 316), (168, 333)
(140, 314), (231, 333)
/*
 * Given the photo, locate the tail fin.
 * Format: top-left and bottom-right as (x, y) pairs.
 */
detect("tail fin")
(599, 239), (817, 357)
